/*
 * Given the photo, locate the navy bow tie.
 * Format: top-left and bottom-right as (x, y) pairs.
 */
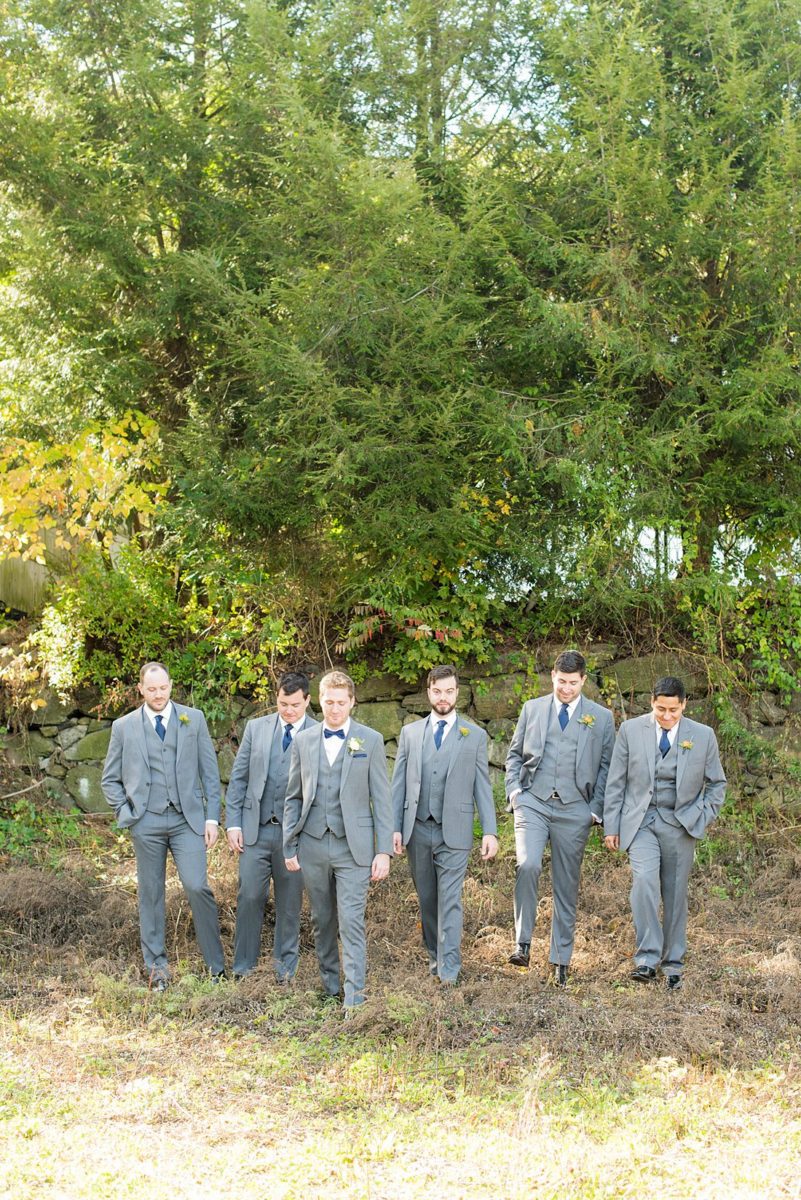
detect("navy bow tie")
(324, 728), (346, 739)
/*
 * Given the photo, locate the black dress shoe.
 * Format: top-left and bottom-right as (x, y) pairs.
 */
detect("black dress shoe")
(210, 971), (227, 986)
(149, 973), (169, 993)
(630, 965), (657, 982)
(666, 974), (683, 991)
(508, 943), (530, 967)
(554, 964), (569, 987)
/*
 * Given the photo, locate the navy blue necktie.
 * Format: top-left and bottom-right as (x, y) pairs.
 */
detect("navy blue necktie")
(659, 728), (671, 758)
(558, 703), (570, 731)
(434, 719), (447, 750)
(324, 728), (345, 739)
(154, 714), (166, 742)
(282, 722), (293, 752)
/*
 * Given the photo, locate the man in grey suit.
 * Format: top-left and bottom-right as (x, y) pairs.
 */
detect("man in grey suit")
(505, 650), (615, 984)
(283, 669), (392, 1014)
(101, 662), (226, 989)
(226, 671), (316, 983)
(392, 665), (498, 984)
(603, 676), (726, 989)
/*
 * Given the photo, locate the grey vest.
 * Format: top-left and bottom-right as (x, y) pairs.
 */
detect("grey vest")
(528, 705), (583, 805)
(417, 721), (457, 823)
(144, 711), (181, 814)
(303, 739), (346, 839)
(260, 719), (293, 823)
(649, 738), (679, 817)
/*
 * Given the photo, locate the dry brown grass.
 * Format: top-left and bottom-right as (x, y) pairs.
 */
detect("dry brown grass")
(2, 804), (801, 1199)
(2, 818), (800, 1072)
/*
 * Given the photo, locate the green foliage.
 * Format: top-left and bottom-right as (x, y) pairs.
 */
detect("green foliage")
(2, 0), (801, 685)
(0, 794), (83, 861)
(339, 567), (504, 682)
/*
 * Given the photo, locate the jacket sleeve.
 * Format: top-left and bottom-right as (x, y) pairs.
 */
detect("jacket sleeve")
(473, 728), (497, 836)
(602, 722), (630, 838)
(505, 703), (529, 800)
(197, 711), (222, 822)
(283, 740), (303, 858)
(225, 719), (254, 830)
(368, 733), (394, 856)
(101, 719), (128, 818)
(590, 709), (616, 820)
(391, 726), (409, 837)
(699, 730), (727, 833)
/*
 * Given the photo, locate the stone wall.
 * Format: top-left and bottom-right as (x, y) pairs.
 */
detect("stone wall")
(4, 643), (801, 814)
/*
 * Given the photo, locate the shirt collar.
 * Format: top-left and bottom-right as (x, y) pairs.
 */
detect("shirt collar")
(144, 701), (173, 726)
(654, 720), (679, 746)
(429, 709), (458, 732)
(552, 695), (580, 718)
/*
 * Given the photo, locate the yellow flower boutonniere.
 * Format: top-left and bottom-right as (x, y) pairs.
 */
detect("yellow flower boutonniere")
(178, 713), (190, 725)
(459, 726), (470, 738)
(347, 736), (365, 755)
(679, 739), (693, 752)
(578, 714), (595, 728)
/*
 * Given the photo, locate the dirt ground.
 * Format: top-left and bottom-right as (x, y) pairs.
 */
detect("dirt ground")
(2, 790), (800, 1077)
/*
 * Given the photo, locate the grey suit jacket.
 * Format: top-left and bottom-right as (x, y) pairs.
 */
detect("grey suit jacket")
(225, 712), (317, 844)
(101, 702), (222, 835)
(603, 714), (727, 850)
(283, 720), (393, 867)
(505, 694), (615, 820)
(392, 716), (496, 851)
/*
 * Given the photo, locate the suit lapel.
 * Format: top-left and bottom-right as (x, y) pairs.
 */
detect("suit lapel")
(642, 717), (656, 787)
(135, 706), (150, 768)
(339, 723), (355, 793)
(536, 696), (551, 750)
(174, 703), (187, 766)
(675, 717), (688, 791)
(303, 725), (322, 812)
(255, 713), (277, 788)
(444, 717), (464, 782)
(575, 697), (588, 766)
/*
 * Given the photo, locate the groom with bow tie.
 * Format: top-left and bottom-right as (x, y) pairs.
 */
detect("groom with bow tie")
(283, 670), (392, 1014)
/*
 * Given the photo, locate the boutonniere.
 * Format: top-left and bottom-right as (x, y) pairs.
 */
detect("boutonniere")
(578, 714), (595, 727)
(347, 736), (364, 755)
(679, 739), (693, 752)
(178, 714), (190, 725)
(459, 726), (470, 738)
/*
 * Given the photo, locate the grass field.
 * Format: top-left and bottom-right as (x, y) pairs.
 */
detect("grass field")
(1, 795), (800, 1199)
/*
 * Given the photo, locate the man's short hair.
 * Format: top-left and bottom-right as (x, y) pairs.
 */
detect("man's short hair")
(652, 676), (686, 701)
(139, 661), (170, 684)
(427, 664), (459, 688)
(553, 650), (587, 676)
(277, 671), (310, 698)
(318, 669), (355, 699)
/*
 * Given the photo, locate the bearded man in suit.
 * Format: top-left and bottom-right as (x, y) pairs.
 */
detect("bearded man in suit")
(505, 650), (615, 984)
(226, 671), (316, 983)
(283, 670), (392, 1014)
(101, 662), (226, 989)
(392, 665), (498, 984)
(603, 676), (726, 989)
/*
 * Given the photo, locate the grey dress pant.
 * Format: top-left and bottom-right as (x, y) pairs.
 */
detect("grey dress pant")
(407, 817), (470, 982)
(513, 794), (593, 965)
(130, 807), (225, 976)
(233, 820), (303, 980)
(628, 810), (695, 974)
(298, 829), (371, 1007)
